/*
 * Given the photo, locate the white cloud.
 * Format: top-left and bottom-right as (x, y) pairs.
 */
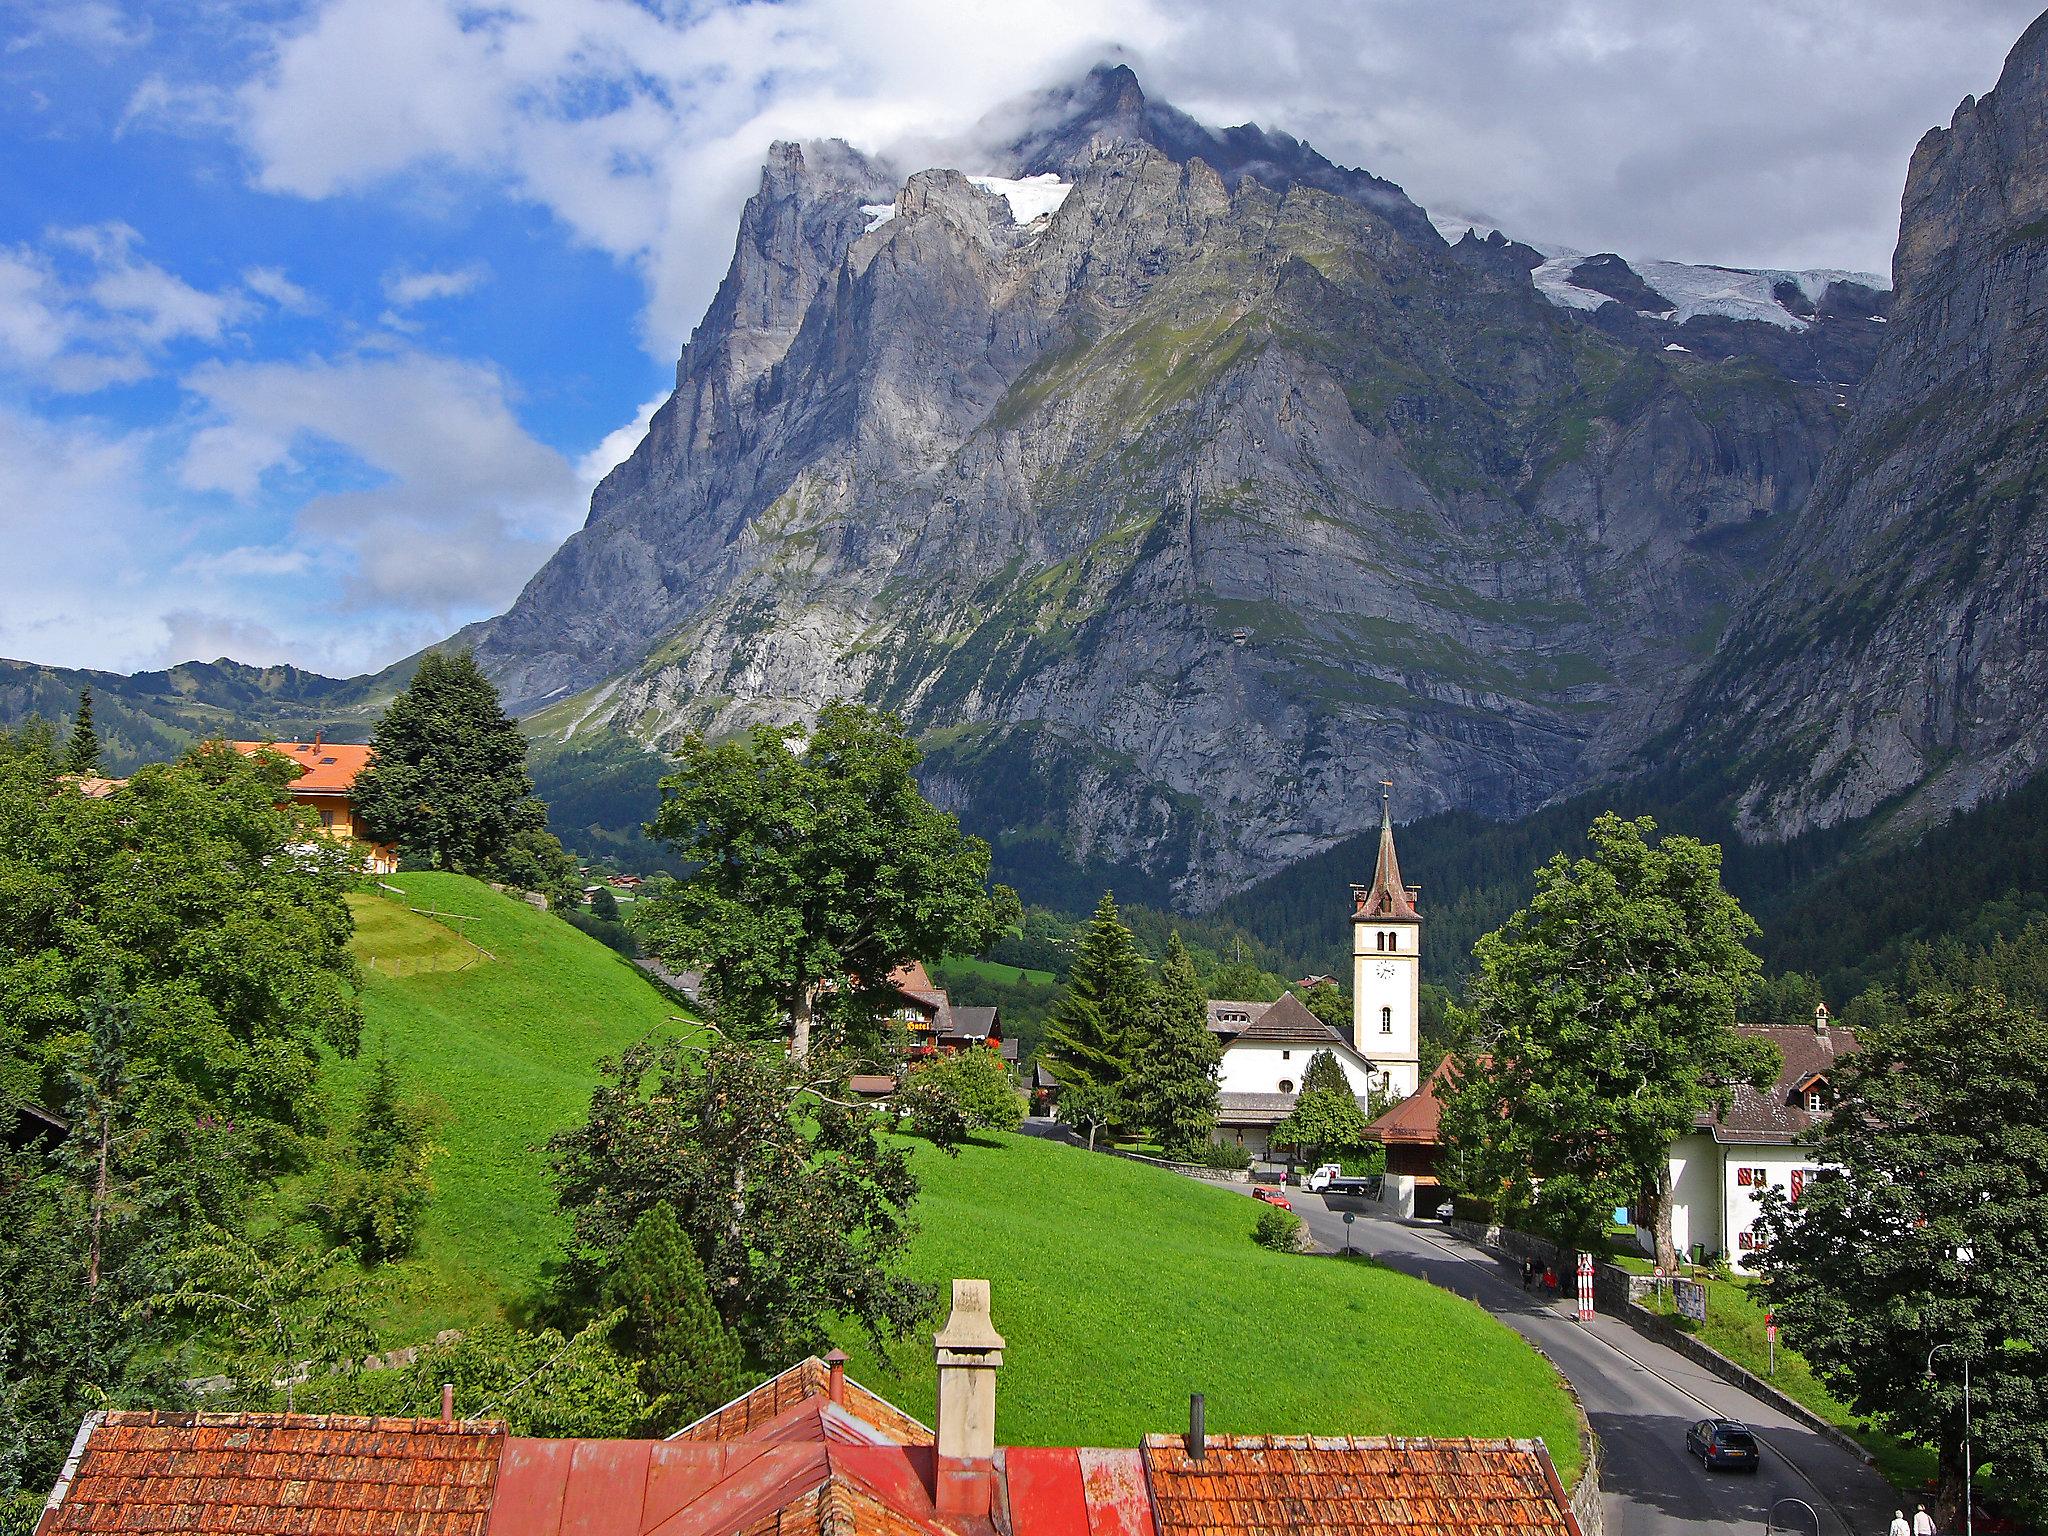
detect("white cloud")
(242, 265), (317, 312)
(575, 388), (668, 488)
(179, 350), (586, 612)
(0, 222), (253, 391)
(383, 262), (488, 306)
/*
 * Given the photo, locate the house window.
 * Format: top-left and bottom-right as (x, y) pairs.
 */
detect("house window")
(1281, 1050), (1291, 1060)
(1806, 1089), (1824, 1112)
(318, 809), (335, 828)
(1380, 1007), (1393, 1035)
(1278, 1079), (1294, 1094)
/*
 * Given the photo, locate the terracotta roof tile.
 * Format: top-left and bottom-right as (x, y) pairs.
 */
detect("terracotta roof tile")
(231, 741), (374, 796)
(1139, 1435), (1572, 1536)
(38, 1414), (504, 1536)
(669, 1360), (933, 1448)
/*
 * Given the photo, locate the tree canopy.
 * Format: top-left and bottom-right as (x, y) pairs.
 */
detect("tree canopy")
(1271, 1050), (1372, 1166)
(1442, 812), (1777, 1260)
(1042, 893), (1152, 1092)
(62, 688), (98, 776)
(1127, 933), (1221, 1158)
(1753, 987), (2048, 1529)
(637, 702), (1017, 1055)
(549, 1036), (932, 1364)
(351, 652), (575, 904)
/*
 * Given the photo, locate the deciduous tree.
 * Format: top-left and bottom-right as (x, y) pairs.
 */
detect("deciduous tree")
(637, 703), (1017, 1056)
(1444, 812), (1777, 1263)
(1271, 1050), (1371, 1168)
(549, 1037), (933, 1364)
(1753, 988), (2048, 1530)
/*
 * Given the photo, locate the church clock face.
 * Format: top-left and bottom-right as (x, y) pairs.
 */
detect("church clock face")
(1375, 961), (1397, 979)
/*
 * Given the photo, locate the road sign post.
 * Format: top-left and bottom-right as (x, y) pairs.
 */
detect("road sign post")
(1343, 1210), (1355, 1255)
(1576, 1251), (1595, 1322)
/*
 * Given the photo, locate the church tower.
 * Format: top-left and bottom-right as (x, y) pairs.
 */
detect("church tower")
(1350, 784), (1422, 1100)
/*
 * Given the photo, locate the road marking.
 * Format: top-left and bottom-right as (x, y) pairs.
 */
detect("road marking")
(1366, 1216), (1858, 1536)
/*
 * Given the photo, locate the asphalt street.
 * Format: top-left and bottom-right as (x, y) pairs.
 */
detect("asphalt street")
(1285, 1190), (1901, 1536)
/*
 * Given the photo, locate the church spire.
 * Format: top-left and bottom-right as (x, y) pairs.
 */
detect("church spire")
(1354, 781), (1419, 920)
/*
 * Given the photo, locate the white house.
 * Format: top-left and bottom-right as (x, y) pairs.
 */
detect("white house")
(1209, 992), (1389, 1160)
(1649, 1005), (1856, 1263)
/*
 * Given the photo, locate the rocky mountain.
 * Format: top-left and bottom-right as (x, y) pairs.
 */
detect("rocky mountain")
(1667, 12), (2048, 845)
(474, 64), (1891, 907)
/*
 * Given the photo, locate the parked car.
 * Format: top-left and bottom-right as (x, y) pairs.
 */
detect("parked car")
(1305, 1164), (1378, 1196)
(1434, 1199), (1454, 1220)
(1252, 1186), (1293, 1210)
(1684, 1419), (1760, 1471)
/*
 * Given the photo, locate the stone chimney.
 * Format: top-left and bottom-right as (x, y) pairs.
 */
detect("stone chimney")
(1814, 1001), (1831, 1038)
(932, 1279), (1004, 1518)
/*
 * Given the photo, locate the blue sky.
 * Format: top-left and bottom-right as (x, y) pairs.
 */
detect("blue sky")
(1, 0), (2036, 677)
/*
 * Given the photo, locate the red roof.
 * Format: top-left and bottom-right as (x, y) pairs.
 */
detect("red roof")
(1141, 1435), (1575, 1536)
(36, 1412), (502, 1536)
(232, 740), (374, 795)
(39, 1362), (1580, 1536)
(1366, 1055), (1465, 1147)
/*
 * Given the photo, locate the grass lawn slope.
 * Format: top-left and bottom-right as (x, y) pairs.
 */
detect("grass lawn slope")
(836, 1133), (1584, 1478)
(335, 874), (694, 1338)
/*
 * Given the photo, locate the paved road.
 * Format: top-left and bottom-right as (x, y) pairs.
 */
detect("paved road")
(1280, 1191), (1900, 1536)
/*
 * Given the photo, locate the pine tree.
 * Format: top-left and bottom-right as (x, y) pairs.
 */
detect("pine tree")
(350, 651), (552, 878)
(62, 687), (100, 776)
(1129, 933), (1222, 1158)
(605, 1202), (752, 1434)
(1042, 893), (1152, 1090)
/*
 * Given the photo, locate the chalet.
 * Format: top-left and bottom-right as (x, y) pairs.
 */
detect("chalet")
(890, 962), (1017, 1064)
(1655, 1005), (1857, 1263)
(231, 738), (396, 874)
(33, 1280), (1586, 1536)
(1361, 1053), (1467, 1217)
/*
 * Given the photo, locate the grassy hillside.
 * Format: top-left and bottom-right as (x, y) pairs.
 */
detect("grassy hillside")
(834, 1132), (1582, 1473)
(335, 874), (694, 1337)
(332, 880), (1580, 1471)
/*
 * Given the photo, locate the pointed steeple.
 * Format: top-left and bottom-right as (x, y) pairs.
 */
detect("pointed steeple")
(1353, 782), (1419, 920)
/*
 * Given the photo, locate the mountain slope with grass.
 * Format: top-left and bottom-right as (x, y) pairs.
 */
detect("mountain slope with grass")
(332, 877), (1580, 1468)
(332, 873), (695, 1337)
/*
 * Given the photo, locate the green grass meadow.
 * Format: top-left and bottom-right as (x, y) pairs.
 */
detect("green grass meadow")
(837, 1132), (1583, 1475)
(328, 877), (1579, 1472)
(335, 874), (695, 1336)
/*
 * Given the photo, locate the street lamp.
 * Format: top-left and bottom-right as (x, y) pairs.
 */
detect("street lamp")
(1767, 1496), (1818, 1536)
(1927, 1343), (1973, 1536)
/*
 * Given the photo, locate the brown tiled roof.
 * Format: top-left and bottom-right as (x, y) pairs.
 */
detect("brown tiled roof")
(37, 1412), (503, 1536)
(1366, 1055), (1463, 1146)
(232, 740), (374, 796)
(669, 1358), (933, 1447)
(1206, 1000), (1272, 1036)
(1139, 1435), (1574, 1536)
(1226, 991), (1350, 1048)
(1702, 1023), (1858, 1145)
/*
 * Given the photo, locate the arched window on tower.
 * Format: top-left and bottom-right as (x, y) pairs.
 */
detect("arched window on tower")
(1386, 930), (1397, 951)
(1380, 1006), (1393, 1035)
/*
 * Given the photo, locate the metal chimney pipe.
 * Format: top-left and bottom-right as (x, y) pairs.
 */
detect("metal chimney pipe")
(1188, 1392), (1206, 1462)
(441, 1383), (454, 1424)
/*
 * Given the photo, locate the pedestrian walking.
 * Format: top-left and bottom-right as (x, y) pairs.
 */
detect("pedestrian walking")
(1889, 1511), (1910, 1536)
(1542, 1265), (1558, 1295)
(1521, 1259), (1536, 1291)
(1913, 1505), (1936, 1536)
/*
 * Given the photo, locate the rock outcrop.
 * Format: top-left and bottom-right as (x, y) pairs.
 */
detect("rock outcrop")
(477, 65), (1891, 905)
(1670, 13), (2048, 843)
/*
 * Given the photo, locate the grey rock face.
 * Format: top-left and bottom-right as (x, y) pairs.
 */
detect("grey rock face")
(1674, 13), (2048, 844)
(479, 69), (1881, 906)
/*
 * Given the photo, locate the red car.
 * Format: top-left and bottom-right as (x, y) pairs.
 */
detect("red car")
(1252, 1186), (1292, 1210)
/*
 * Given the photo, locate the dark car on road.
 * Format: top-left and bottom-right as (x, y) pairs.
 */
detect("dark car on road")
(1685, 1418), (1760, 1471)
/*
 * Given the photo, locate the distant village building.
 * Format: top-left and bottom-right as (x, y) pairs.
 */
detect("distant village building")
(1655, 1004), (1856, 1263)
(231, 738), (397, 874)
(1362, 1054), (1466, 1218)
(32, 1279), (1585, 1536)
(1349, 787), (1423, 1101)
(1210, 992), (1388, 1160)
(889, 961), (1016, 1064)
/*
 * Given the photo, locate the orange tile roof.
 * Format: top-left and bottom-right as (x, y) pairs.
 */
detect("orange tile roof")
(37, 1412), (504, 1536)
(1139, 1435), (1575, 1536)
(670, 1359), (933, 1448)
(232, 740), (374, 795)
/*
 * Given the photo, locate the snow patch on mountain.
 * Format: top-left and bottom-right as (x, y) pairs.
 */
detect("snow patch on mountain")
(861, 202), (897, 233)
(967, 173), (1072, 223)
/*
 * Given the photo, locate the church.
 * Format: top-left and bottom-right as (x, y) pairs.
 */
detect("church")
(1210, 790), (1423, 1164)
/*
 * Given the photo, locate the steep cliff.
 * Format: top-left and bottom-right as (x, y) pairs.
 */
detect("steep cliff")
(1672, 14), (2048, 843)
(479, 65), (1884, 906)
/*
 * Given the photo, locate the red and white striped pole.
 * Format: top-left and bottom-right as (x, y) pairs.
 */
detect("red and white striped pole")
(1576, 1252), (1595, 1321)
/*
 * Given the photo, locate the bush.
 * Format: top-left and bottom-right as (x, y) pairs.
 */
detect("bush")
(1189, 1140), (1252, 1170)
(897, 1074), (973, 1153)
(305, 1051), (437, 1264)
(563, 909), (640, 958)
(901, 1048), (1024, 1152)
(1253, 1205), (1307, 1253)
